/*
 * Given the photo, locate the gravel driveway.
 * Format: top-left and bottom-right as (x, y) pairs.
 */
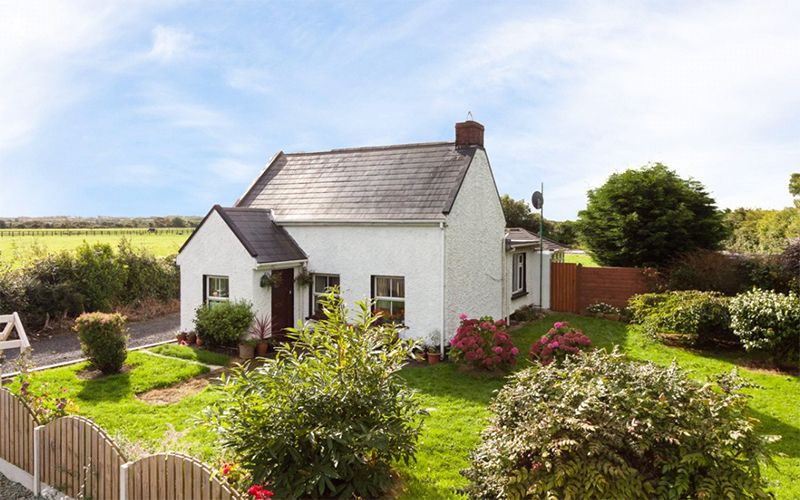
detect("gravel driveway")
(1, 313), (179, 370)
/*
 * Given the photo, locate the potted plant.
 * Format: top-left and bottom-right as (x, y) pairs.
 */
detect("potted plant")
(250, 313), (273, 357)
(426, 330), (442, 365)
(238, 337), (257, 359)
(295, 267), (313, 287)
(187, 332), (197, 345)
(413, 346), (426, 362)
(176, 332), (187, 344)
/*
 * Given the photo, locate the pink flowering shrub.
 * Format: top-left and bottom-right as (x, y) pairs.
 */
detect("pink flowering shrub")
(529, 321), (591, 365)
(449, 314), (519, 370)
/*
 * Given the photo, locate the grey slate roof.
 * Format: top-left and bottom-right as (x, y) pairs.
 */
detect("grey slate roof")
(180, 205), (307, 264)
(236, 142), (478, 220)
(505, 227), (569, 252)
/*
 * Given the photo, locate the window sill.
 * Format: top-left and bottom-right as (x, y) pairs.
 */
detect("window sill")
(511, 290), (528, 300)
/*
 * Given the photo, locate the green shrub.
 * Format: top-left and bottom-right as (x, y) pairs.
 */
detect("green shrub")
(205, 290), (421, 499)
(0, 241), (179, 329)
(73, 312), (128, 374)
(117, 239), (179, 304)
(666, 249), (790, 295)
(463, 349), (776, 499)
(72, 243), (127, 311)
(729, 288), (800, 365)
(194, 300), (254, 347)
(627, 291), (733, 347)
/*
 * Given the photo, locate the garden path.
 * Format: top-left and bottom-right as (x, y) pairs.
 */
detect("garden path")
(0, 313), (179, 369)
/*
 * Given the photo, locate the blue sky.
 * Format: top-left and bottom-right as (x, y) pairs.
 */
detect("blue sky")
(1, 1), (798, 220)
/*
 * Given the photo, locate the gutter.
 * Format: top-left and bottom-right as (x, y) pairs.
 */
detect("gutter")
(254, 259), (308, 271)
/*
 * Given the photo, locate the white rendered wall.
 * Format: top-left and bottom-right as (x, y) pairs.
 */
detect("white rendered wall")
(507, 248), (552, 313)
(283, 224), (444, 340)
(444, 149), (506, 339)
(176, 211), (259, 332)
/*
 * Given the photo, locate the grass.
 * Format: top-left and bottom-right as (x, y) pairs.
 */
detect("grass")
(0, 229), (189, 266)
(395, 314), (799, 499)
(6, 350), (228, 461)
(149, 344), (231, 366)
(562, 252), (599, 266)
(7, 316), (797, 498)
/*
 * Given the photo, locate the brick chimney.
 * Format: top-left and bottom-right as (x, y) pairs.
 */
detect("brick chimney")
(455, 120), (484, 148)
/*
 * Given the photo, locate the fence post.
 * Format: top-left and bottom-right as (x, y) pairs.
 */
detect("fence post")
(120, 462), (129, 500)
(33, 425), (43, 496)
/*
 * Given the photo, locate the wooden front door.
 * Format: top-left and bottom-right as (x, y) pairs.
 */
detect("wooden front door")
(271, 268), (295, 337)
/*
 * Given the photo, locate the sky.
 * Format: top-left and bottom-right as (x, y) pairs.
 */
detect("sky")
(1, 1), (798, 221)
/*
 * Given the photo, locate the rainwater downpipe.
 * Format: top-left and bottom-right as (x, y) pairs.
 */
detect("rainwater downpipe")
(440, 221), (446, 358)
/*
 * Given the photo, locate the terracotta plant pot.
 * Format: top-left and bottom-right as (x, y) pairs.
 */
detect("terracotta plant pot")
(239, 343), (255, 359)
(427, 352), (441, 365)
(255, 341), (270, 357)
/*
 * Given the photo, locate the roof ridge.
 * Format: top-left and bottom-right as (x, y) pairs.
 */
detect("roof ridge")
(284, 141), (457, 156)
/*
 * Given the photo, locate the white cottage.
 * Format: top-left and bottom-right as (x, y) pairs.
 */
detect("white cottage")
(176, 120), (551, 352)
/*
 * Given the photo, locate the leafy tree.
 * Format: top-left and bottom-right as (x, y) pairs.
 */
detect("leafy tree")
(500, 195), (537, 231)
(499, 195), (578, 245)
(576, 163), (727, 267)
(790, 173), (800, 206)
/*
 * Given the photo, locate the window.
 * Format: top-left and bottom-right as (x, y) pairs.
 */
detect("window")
(512, 253), (526, 296)
(311, 274), (340, 317)
(205, 275), (229, 306)
(373, 276), (405, 324)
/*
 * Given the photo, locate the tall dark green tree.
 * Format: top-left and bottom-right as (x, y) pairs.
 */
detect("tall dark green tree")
(576, 163), (727, 267)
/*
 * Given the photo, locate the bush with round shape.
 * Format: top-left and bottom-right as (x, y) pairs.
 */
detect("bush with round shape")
(73, 312), (128, 374)
(449, 314), (518, 370)
(627, 291), (733, 347)
(205, 290), (421, 499)
(194, 300), (254, 347)
(529, 321), (591, 365)
(729, 288), (800, 366)
(463, 349), (776, 499)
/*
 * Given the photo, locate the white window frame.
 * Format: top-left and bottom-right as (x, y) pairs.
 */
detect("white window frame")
(206, 275), (230, 305)
(512, 253), (526, 295)
(311, 273), (340, 315)
(373, 275), (405, 323)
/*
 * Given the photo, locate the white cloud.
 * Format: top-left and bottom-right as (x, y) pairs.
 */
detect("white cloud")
(443, 1), (800, 218)
(147, 25), (194, 62)
(209, 158), (259, 183)
(226, 67), (272, 94)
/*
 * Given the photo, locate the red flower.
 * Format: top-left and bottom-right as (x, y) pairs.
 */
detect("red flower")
(247, 484), (274, 499)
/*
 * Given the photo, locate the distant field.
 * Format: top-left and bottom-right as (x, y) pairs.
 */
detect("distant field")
(563, 252), (599, 267)
(0, 228), (191, 265)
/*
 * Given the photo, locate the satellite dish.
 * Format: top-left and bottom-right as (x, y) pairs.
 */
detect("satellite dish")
(531, 191), (544, 209)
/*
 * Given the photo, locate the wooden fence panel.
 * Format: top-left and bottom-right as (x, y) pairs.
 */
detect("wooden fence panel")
(550, 262), (653, 313)
(40, 415), (124, 500)
(0, 388), (39, 474)
(550, 262), (578, 312)
(126, 453), (242, 500)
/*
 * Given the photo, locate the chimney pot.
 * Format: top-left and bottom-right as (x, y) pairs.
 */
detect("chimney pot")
(455, 120), (485, 147)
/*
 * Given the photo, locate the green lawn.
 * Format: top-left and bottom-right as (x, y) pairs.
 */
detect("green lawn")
(149, 343), (231, 366)
(563, 252), (599, 267)
(7, 348), (228, 461)
(7, 319), (798, 498)
(0, 229), (189, 266)
(396, 315), (799, 499)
